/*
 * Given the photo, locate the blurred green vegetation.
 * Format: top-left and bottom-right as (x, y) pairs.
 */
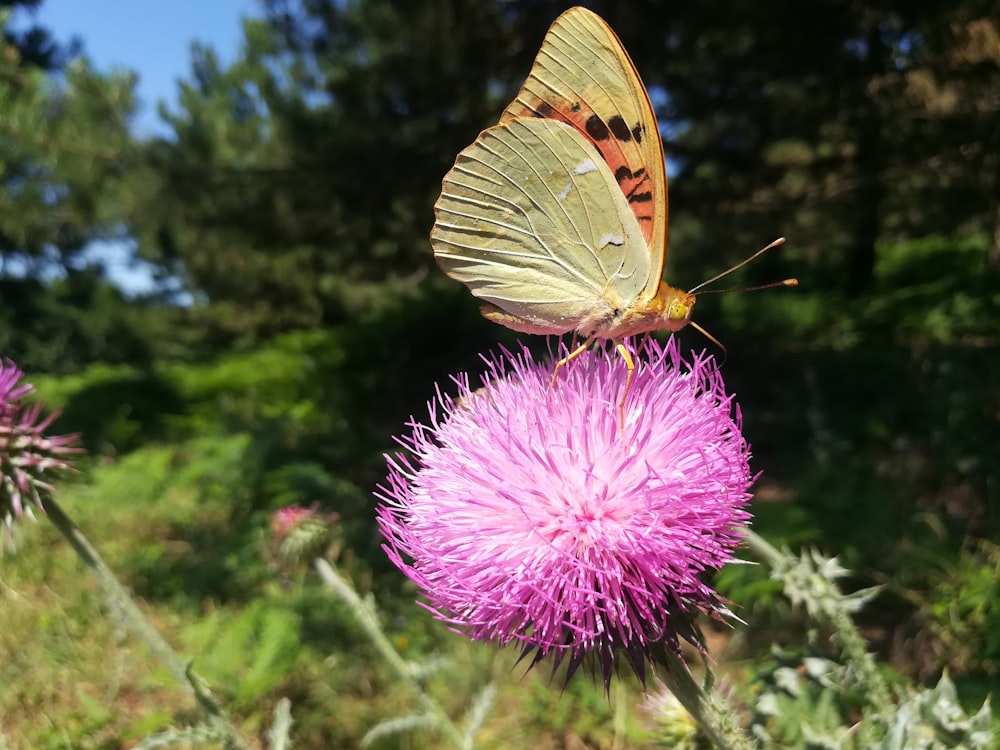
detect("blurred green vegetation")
(1, 0), (998, 746)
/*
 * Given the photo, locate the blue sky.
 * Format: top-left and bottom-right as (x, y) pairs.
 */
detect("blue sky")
(35, 0), (261, 136)
(23, 0), (261, 292)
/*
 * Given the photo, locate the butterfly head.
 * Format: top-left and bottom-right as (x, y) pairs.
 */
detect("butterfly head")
(657, 286), (696, 333)
(663, 290), (696, 330)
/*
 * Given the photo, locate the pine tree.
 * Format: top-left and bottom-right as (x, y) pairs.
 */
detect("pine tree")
(0, 6), (151, 372)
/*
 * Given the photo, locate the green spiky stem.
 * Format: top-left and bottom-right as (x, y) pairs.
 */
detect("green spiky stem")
(743, 530), (894, 720)
(314, 557), (470, 749)
(657, 648), (758, 749)
(43, 495), (250, 750)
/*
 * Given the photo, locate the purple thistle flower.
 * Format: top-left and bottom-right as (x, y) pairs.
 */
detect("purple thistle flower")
(271, 503), (339, 563)
(376, 337), (754, 688)
(0, 359), (81, 526)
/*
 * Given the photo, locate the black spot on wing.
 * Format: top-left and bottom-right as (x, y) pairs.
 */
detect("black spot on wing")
(585, 114), (610, 140)
(570, 101), (581, 112)
(608, 115), (632, 142)
(532, 101), (554, 118)
(632, 124), (644, 143)
(615, 165), (648, 186)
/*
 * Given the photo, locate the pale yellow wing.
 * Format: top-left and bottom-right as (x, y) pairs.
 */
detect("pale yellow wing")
(500, 7), (667, 301)
(431, 117), (650, 333)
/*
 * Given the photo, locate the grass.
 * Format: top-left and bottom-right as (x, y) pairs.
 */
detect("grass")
(1, 444), (660, 749)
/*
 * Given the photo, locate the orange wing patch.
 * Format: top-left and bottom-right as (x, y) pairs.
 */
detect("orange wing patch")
(505, 90), (656, 234)
(499, 6), (667, 289)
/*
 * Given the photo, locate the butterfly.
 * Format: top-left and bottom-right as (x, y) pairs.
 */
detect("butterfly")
(431, 7), (790, 417)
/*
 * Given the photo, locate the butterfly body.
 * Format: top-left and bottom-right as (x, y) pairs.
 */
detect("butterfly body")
(479, 283), (693, 339)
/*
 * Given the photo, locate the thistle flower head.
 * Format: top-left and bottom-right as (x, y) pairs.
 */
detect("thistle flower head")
(376, 338), (753, 688)
(271, 503), (339, 563)
(642, 679), (699, 749)
(0, 359), (80, 527)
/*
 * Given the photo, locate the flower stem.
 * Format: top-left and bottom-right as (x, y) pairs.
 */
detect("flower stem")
(42, 495), (250, 750)
(743, 529), (894, 717)
(740, 529), (784, 569)
(313, 557), (469, 749)
(657, 648), (757, 750)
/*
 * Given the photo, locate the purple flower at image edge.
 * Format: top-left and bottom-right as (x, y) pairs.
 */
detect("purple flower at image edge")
(0, 359), (80, 527)
(376, 337), (754, 688)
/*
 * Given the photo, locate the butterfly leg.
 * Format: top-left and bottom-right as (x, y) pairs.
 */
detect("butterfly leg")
(550, 336), (596, 390)
(615, 341), (636, 430)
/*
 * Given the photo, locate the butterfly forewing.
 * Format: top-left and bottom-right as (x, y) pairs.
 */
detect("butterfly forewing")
(500, 7), (667, 300)
(432, 118), (651, 332)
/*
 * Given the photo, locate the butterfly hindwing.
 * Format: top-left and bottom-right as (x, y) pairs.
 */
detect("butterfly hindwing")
(500, 7), (667, 300)
(432, 118), (651, 332)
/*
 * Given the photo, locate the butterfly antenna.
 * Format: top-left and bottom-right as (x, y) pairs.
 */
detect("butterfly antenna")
(695, 278), (799, 295)
(687, 237), (790, 294)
